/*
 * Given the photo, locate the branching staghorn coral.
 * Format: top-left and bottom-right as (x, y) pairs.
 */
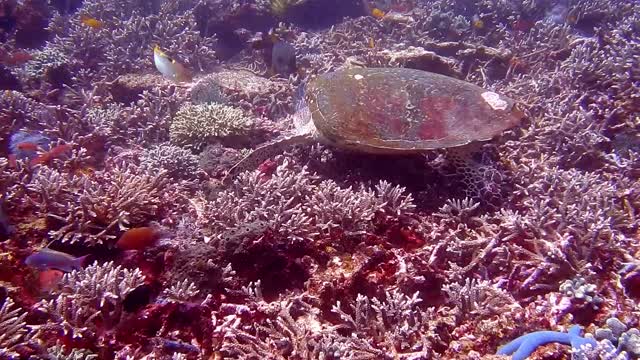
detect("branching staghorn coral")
(305, 180), (384, 235)
(0, 90), (55, 143)
(161, 279), (200, 303)
(201, 158), (415, 242)
(516, 165), (630, 265)
(442, 278), (518, 320)
(202, 159), (320, 242)
(47, 344), (99, 360)
(35, 261), (146, 341)
(217, 289), (436, 359)
(26, 160), (171, 246)
(0, 297), (34, 357)
(332, 289), (437, 358)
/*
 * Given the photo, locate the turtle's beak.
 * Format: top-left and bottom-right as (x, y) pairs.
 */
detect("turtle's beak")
(511, 102), (527, 124)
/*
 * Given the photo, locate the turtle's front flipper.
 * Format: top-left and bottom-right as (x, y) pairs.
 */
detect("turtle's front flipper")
(223, 135), (310, 184)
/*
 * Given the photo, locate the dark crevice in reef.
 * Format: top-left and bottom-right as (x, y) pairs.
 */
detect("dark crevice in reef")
(0, 65), (21, 91)
(48, 0), (84, 15)
(3, 0), (51, 48)
(284, 0), (367, 29)
(199, 0), (367, 61)
(206, 25), (248, 61)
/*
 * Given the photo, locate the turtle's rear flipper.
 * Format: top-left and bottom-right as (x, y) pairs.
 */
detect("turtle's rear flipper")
(222, 135), (309, 184)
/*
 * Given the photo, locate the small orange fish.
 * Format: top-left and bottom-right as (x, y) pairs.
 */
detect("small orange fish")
(30, 144), (72, 166)
(2, 50), (33, 66)
(472, 15), (485, 29)
(371, 8), (385, 19)
(368, 37), (375, 48)
(39, 269), (64, 291)
(80, 15), (103, 29)
(512, 19), (534, 32)
(116, 227), (161, 250)
(48, 144), (73, 157)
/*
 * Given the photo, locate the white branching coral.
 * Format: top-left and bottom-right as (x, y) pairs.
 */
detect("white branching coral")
(0, 297), (32, 357)
(169, 103), (252, 148)
(36, 261), (146, 340)
(22, 43), (71, 78)
(375, 180), (417, 216)
(162, 279), (200, 302)
(306, 180), (384, 234)
(442, 278), (518, 319)
(221, 290), (434, 359)
(202, 159), (416, 242)
(48, 344), (98, 360)
(204, 160), (319, 241)
(27, 161), (170, 245)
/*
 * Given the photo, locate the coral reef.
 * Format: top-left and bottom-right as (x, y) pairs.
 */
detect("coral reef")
(169, 103), (253, 149)
(26, 159), (178, 246)
(0, 0), (639, 358)
(0, 297), (33, 357)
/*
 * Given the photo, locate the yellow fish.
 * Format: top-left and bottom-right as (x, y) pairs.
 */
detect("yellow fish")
(153, 45), (191, 83)
(371, 8), (385, 19)
(80, 15), (103, 29)
(472, 15), (484, 29)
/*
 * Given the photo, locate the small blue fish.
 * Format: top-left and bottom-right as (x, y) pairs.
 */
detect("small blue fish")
(25, 248), (88, 272)
(156, 337), (200, 354)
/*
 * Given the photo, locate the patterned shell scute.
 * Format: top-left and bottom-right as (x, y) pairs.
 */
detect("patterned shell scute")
(305, 68), (523, 153)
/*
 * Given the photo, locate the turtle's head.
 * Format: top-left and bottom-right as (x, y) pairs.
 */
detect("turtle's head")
(292, 82), (313, 135)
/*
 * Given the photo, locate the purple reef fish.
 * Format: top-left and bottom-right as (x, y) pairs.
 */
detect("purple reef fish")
(25, 248), (88, 272)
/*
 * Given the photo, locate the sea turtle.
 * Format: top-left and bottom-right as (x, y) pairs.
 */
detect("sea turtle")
(223, 67), (523, 182)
